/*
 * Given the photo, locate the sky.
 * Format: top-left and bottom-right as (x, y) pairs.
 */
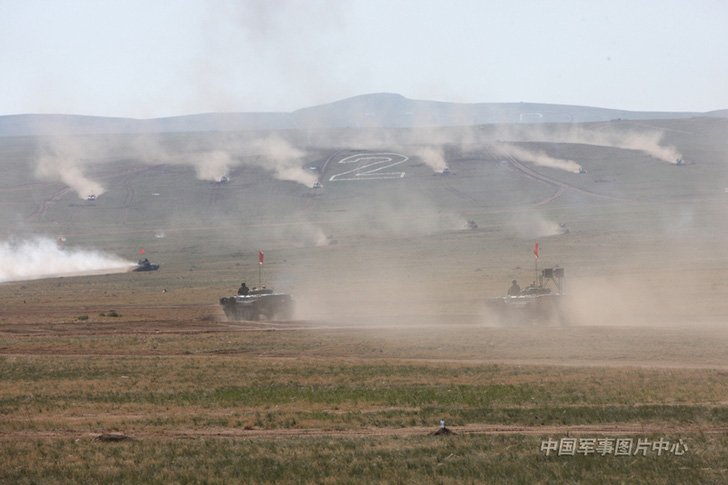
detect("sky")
(1, 0), (727, 118)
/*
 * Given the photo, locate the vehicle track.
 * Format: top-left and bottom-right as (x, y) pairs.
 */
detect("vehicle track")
(445, 182), (481, 204)
(206, 182), (222, 210)
(3, 423), (726, 442)
(504, 155), (638, 202)
(121, 176), (135, 225)
(25, 187), (72, 222)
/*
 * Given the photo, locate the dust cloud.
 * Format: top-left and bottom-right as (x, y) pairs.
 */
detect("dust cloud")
(35, 138), (105, 199)
(564, 127), (682, 164)
(249, 135), (318, 186)
(414, 146), (448, 172)
(510, 211), (567, 239)
(290, 256), (446, 324)
(193, 151), (233, 181)
(32, 133), (318, 194)
(0, 237), (133, 283)
(495, 143), (583, 173)
(257, 222), (331, 248)
(178, 135), (317, 185)
(496, 125), (683, 164)
(356, 190), (468, 237)
(562, 275), (671, 326)
(29, 113), (684, 202)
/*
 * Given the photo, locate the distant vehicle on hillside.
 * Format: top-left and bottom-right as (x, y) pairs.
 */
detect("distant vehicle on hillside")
(87, 194), (96, 201)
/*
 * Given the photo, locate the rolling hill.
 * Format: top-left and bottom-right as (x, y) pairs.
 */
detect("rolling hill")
(1, 93), (726, 137)
(1, 109), (727, 327)
(4, 106), (728, 485)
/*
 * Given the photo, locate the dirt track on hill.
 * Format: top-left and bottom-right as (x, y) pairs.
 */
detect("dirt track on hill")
(504, 155), (639, 202)
(3, 312), (728, 370)
(3, 423), (726, 442)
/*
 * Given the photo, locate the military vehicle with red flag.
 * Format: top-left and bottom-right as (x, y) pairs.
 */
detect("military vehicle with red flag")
(133, 258), (159, 272)
(486, 267), (569, 325)
(219, 287), (294, 322)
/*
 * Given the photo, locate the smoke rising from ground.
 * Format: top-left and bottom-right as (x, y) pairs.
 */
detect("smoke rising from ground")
(564, 127), (682, 164)
(178, 136), (317, 185)
(356, 189), (469, 237)
(193, 151), (233, 181)
(33, 133), (318, 194)
(414, 146), (448, 172)
(35, 140), (105, 199)
(0, 237), (133, 283)
(249, 135), (318, 186)
(187, 136), (316, 185)
(510, 211), (566, 239)
(495, 143), (583, 173)
(496, 125), (683, 164)
(563, 275), (673, 326)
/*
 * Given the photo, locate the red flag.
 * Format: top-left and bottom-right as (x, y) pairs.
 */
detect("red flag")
(259, 250), (264, 265)
(140, 249), (145, 254)
(534, 242), (539, 259)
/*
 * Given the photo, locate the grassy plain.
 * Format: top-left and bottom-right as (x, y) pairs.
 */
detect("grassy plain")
(2, 311), (728, 483)
(2, 119), (728, 482)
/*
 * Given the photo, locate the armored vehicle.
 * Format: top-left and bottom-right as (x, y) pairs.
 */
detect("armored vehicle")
(220, 288), (294, 322)
(486, 267), (568, 325)
(133, 258), (159, 272)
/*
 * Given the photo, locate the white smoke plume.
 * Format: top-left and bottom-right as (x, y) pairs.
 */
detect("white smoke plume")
(193, 151), (233, 181)
(560, 128), (682, 164)
(309, 226), (330, 247)
(289, 224), (330, 247)
(496, 143), (583, 173)
(600, 131), (682, 164)
(31, 132), (318, 197)
(497, 125), (683, 164)
(414, 146), (448, 172)
(0, 237), (133, 283)
(35, 141), (104, 199)
(510, 210), (567, 239)
(250, 135), (318, 186)
(129, 133), (317, 187)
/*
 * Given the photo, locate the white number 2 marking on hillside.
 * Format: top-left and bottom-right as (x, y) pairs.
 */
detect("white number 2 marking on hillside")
(329, 153), (408, 181)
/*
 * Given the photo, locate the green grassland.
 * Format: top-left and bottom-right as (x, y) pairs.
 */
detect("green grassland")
(2, 326), (728, 483)
(1, 118), (728, 482)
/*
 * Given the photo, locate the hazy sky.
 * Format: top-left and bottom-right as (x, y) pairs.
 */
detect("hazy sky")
(2, 0), (726, 118)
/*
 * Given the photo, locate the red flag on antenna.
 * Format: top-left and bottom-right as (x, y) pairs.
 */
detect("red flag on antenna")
(259, 250), (264, 265)
(140, 249), (145, 254)
(534, 242), (539, 259)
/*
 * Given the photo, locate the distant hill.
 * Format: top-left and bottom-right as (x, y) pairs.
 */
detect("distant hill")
(0, 112), (297, 137)
(1, 93), (724, 137)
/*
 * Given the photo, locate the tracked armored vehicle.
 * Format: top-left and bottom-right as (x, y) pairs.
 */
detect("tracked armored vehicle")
(219, 288), (294, 322)
(486, 267), (569, 325)
(133, 258), (159, 272)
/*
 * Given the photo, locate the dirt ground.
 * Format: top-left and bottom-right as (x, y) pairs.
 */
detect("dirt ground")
(3, 289), (728, 441)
